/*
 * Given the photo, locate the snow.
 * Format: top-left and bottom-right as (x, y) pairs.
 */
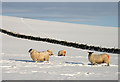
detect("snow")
(1, 16), (118, 80)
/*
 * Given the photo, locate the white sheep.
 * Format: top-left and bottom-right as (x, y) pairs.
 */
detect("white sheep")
(88, 52), (109, 66)
(28, 49), (53, 63)
(58, 50), (66, 56)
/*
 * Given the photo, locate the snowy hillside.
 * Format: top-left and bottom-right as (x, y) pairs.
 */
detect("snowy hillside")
(1, 16), (118, 80)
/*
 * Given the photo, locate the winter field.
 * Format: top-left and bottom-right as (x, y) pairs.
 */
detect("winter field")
(1, 16), (118, 80)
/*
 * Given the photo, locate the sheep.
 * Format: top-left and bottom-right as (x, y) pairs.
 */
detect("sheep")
(28, 49), (54, 63)
(88, 52), (109, 66)
(58, 50), (66, 56)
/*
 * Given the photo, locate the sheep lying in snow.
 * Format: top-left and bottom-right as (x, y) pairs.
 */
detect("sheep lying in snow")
(28, 49), (54, 63)
(88, 52), (109, 66)
(58, 50), (66, 56)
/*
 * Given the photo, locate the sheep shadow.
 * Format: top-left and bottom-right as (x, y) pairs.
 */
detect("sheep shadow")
(65, 62), (84, 65)
(9, 59), (43, 63)
(88, 63), (94, 65)
(65, 62), (98, 66)
(87, 63), (108, 66)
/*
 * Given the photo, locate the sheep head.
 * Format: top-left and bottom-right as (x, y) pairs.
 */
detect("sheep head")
(47, 50), (54, 56)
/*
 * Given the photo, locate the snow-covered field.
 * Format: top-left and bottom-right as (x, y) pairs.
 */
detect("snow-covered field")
(1, 16), (118, 80)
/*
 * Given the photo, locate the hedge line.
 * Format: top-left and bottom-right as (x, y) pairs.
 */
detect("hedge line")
(0, 28), (120, 54)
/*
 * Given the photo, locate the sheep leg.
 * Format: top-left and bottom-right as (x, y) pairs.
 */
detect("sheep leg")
(45, 56), (49, 63)
(106, 62), (109, 66)
(35, 61), (38, 63)
(46, 59), (49, 63)
(93, 63), (96, 66)
(105, 61), (109, 66)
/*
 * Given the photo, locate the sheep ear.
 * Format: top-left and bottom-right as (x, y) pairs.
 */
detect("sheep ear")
(28, 49), (32, 52)
(47, 50), (50, 52)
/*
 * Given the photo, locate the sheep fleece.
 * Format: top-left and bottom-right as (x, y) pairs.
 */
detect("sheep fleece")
(58, 50), (66, 56)
(30, 50), (50, 62)
(88, 54), (109, 66)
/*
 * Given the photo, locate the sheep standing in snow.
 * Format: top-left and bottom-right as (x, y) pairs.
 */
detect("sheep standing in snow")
(58, 50), (66, 56)
(88, 52), (109, 66)
(28, 49), (54, 63)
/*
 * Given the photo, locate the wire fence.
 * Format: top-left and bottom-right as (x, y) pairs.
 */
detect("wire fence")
(0, 28), (120, 54)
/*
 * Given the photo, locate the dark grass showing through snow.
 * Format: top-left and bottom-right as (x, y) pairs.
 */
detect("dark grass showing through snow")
(0, 28), (120, 54)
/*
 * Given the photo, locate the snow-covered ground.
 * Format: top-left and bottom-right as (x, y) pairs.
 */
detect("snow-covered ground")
(1, 16), (118, 80)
